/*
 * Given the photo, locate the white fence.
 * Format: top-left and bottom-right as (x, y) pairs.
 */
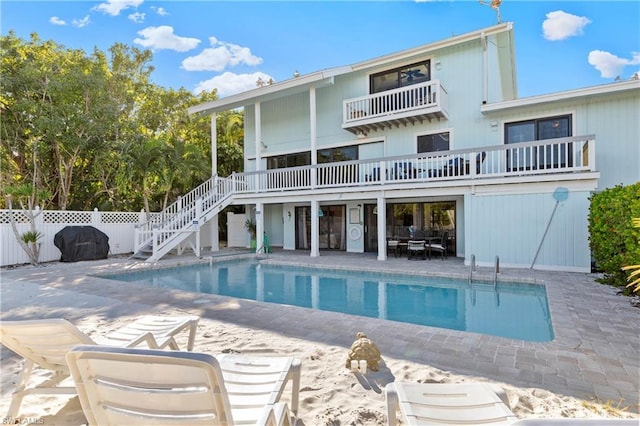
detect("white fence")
(0, 208), (149, 267)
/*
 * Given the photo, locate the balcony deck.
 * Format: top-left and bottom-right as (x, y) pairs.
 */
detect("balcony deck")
(342, 80), (449, 135)
(228, 135), (597, 200)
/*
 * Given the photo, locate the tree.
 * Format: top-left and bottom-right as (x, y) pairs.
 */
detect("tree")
(4, 184), (50, 265)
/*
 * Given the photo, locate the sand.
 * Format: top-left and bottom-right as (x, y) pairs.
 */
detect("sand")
(1, 258), (638, 425)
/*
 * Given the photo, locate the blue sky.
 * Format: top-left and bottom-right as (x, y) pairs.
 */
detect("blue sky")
(2, 1), (639, 99)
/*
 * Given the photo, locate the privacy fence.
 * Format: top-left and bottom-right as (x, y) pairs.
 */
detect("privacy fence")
(0, 208), (152, 267)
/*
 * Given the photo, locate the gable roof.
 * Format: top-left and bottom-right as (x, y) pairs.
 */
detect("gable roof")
(188, 22), (514, 115)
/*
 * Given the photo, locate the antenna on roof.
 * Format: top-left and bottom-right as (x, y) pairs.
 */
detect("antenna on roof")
(479, 0), (502, 23)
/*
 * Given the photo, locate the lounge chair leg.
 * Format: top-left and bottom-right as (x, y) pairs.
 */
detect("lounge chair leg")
(290, 359), (301, 415)
(7, 359), (35, 418)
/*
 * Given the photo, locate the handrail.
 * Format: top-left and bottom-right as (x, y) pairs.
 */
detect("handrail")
(493, 255), (500, 288)
(236, 135), (596, 194)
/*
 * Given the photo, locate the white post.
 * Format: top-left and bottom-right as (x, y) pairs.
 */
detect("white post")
(211, 112), (217, 177)
(255, 102), (262, 192)
(376, 196), (386, 261)
(310, 87), (317, 189)
(256, 202), (264, 253)
(311, 200), (320, 257)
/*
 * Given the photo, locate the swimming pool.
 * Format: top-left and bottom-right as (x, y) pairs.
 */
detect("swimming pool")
(100, 260), (554, 342)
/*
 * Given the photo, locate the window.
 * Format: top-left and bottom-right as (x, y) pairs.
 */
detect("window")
(318, 146), (358, 163)
(417, 132), (450, 153)
(267, 151), (311, 169)
(370, 60), (431, 94)
(505, 115), (572, 170)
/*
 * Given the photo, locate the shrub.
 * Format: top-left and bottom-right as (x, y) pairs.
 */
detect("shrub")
(588, 182), (640, 292)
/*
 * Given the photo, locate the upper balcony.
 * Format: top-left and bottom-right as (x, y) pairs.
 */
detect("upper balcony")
(342, 80), (449, 136)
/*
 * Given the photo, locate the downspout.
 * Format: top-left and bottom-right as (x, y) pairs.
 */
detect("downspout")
(481, 32), (488, 104)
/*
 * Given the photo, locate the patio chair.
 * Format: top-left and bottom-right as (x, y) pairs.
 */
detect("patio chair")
(428, 231), (449, 260)
(0, 315), (199, 418)
(407, 240), (427, 260)
(385, 382), (518, 426)
(66, 345), (297, 425)
(387, 239), (400, 258)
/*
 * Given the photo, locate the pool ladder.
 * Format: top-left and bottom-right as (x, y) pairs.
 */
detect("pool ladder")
(468, 254), (500, 288)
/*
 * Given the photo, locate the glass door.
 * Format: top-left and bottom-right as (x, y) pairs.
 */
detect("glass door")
(295, 205), (346, 250)
(364, 204), (378, 252)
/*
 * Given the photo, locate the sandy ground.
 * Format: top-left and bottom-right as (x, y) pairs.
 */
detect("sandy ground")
(1, 257), (638, 425)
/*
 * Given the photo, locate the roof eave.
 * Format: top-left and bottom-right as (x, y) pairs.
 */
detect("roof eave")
(481, 79), (640, 114)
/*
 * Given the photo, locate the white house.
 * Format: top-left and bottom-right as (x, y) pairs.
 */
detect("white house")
(136, 22), (639, 273)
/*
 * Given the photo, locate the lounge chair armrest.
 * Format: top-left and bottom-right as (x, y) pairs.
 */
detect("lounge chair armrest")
(385, 383), (399, 426)
(257, 402), (291, 426)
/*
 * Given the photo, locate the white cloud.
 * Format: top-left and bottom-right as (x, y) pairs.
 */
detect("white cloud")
(133, 26), (200, 52)
(194, 72), (274, 97)
(182, 37), (263, 72)
(588, 50), (640, 78)
(128, 12), (145, 23)
(151, 6), (168, 16)
(49, 16), (66, 26)
(72, 15), (91, 28)
(542, 10), (591, 41)
(94, 0), (143, 16)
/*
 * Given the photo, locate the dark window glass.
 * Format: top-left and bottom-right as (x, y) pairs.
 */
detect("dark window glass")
(417, 132), (450, 153)
(370, 60), (431, 94)
(504, 115), (572, 170)
(267, 151), (311, 169)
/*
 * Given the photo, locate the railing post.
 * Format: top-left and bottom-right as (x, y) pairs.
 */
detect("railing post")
(588, 138), (596, 171)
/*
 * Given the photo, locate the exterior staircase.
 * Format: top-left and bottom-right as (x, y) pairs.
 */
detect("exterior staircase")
(133, 176), (235, 262)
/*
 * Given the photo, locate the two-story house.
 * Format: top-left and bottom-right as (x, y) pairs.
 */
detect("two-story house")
(137, 22), (639, 273)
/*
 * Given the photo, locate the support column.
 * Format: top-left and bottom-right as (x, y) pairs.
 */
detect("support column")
(210, 112), (217, 176)
(311, 200), (320, 257)
(256, 202), (264, 253)
(210, 113), (220, 252)
(310, 87), (317, 189)
(254, 102), (262, 191)
(376, 196), (387, 261)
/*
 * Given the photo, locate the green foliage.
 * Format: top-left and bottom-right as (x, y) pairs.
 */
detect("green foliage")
(1, 32), (244, 213)
(244, 219), (256, 237)
(20, 230), (43, 244)
(588, 183), (640, 291)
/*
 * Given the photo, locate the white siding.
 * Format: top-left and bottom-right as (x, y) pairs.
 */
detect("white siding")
(467, 190), (591, 272)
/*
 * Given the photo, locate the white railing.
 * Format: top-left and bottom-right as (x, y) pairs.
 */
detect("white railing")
(233, 135), (596, 194)
(343, 80), (449, 124)
(134, 175), (235, 260)
(133, 134), (595, 261)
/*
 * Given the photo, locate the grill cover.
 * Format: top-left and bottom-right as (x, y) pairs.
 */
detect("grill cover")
(53, 226), (110, 262)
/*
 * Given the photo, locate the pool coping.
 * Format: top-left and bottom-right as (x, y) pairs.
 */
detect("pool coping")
(1, 250), (639, 412)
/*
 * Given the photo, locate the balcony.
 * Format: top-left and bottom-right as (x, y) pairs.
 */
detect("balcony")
(342, 80), (449, 136)
(227, 135), (596, 197)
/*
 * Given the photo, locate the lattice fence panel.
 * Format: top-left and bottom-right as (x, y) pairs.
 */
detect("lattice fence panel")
(0, 210), (30, 224)
(101, 212), (144, 224)
(43, 210), (92, 224)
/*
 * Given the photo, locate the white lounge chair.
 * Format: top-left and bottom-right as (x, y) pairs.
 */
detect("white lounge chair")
(0, 315), (199, 418)
(386, 382), (518, 425)
(66, 345), (296, 426)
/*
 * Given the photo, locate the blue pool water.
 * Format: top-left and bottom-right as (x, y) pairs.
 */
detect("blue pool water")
(100, 260), (554, 342)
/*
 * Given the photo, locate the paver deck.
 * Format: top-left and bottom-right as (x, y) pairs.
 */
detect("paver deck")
(1, 249), (639, 413)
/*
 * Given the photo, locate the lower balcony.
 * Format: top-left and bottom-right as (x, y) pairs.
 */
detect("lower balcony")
(342, 80), (449, 136)
(227, 135), (597, 197)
